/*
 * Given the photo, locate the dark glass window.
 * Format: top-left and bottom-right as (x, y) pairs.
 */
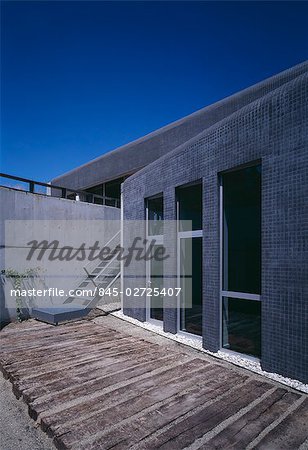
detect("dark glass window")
(147, 195), (163, 236)
(85, 176), (125, 207)
(222, 165), (261, 294)
(150, 244), (164, 321)
(105, 177), (124, 206)
(85, 185), (104, 204)
(222, 297), (261, 358)
(180, 237), (203, 336)
(177, 182), (202, 231)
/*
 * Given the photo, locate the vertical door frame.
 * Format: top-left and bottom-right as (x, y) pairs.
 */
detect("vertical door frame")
(145, 202), (164, 326)
(219, 168), (261, 361)
(176, 198), (203, 340)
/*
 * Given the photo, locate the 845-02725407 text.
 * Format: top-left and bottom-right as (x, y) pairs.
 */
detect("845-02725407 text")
(10, 287), (182, 298)
(72, 287), (182, 298)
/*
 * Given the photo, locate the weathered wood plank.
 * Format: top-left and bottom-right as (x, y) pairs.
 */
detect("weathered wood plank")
(1, 337), (127, 374)
(23, 351), (167, 405)
(12, 340), (155, 386)
(52, 364), (234, 449)
(0, 327), (119, 353)
(202, 388), (300, 449)
(79, 380), (270, 450)
(30, 353), (192, 420)
(0, 320), (54, 334)
(150, 381), (273, 450)
(254, 398), (308, 450)
(0, 321), (94, 342)
(1, 319), (306, 450)
(16, 348), (165, 401)
(8, 340), (152, 385)
(1, 335), (143, 371)
(40, 356), (211, 430)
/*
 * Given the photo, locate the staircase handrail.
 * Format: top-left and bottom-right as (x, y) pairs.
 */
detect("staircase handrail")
(86, 271), (121, 309)
(83, 229), (121, 274)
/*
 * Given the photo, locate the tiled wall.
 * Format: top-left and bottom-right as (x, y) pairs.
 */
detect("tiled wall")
(123, 70), (308, 383)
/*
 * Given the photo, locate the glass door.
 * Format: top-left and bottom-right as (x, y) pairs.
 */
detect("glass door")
(220, 164), (261, 358)
(148, 243), (164, 322)
(146, 194), (164, 325)
(176, 181), (203, 337)
(179, 236), (202, 336)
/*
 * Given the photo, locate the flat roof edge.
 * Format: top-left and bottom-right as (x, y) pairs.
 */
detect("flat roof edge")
(52, 60), (308, 183)
(123, 69), (308, 186)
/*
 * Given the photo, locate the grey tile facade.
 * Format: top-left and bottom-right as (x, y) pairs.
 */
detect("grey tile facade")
(53, 62), (308, 191)
(122, 64), (308, 383)
(50, 62), (308, 383)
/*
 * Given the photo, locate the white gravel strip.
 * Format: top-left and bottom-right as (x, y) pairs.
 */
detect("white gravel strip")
(112, 310), (308, 394)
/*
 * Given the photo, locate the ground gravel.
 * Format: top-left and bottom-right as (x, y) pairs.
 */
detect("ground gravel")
(0, 376), (55, 450)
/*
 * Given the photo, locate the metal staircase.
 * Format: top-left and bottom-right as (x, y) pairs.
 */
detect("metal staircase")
(63, 230), (121, 310)
(30, 230), (121, 324)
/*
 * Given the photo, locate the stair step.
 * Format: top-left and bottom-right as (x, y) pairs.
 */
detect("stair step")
(90, 267), (119, 275)
(78, 281), (92, 287)
(94, 270), (120, 277)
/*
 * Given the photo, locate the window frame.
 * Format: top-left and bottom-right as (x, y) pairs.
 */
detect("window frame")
(219, 162), (261, 361)
(145, 194), (164, 326)
(176, 180), (203, 340)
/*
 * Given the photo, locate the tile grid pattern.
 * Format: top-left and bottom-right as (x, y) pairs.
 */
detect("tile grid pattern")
(123, 71), (308, 383)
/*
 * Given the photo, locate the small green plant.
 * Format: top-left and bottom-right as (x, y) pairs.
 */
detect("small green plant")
(1, 268), (40, 323)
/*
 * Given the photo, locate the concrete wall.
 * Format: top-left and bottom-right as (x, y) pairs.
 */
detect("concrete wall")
(122, 67), (308, 383)
(0, 187), (120, 326)
(52, 62), (308, 191)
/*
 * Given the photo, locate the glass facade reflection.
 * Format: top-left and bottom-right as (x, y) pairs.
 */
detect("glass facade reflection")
(223, 165), (261, 294)
(147, 195), (163, 236)
(222, 297), (261, 357)
(222, 164), (261, 357)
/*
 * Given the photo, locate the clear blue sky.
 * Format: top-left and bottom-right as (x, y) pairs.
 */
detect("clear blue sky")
(1, 1), (307, 182)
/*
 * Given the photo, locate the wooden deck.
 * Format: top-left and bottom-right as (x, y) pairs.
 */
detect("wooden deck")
(0, 317), (307, 450)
